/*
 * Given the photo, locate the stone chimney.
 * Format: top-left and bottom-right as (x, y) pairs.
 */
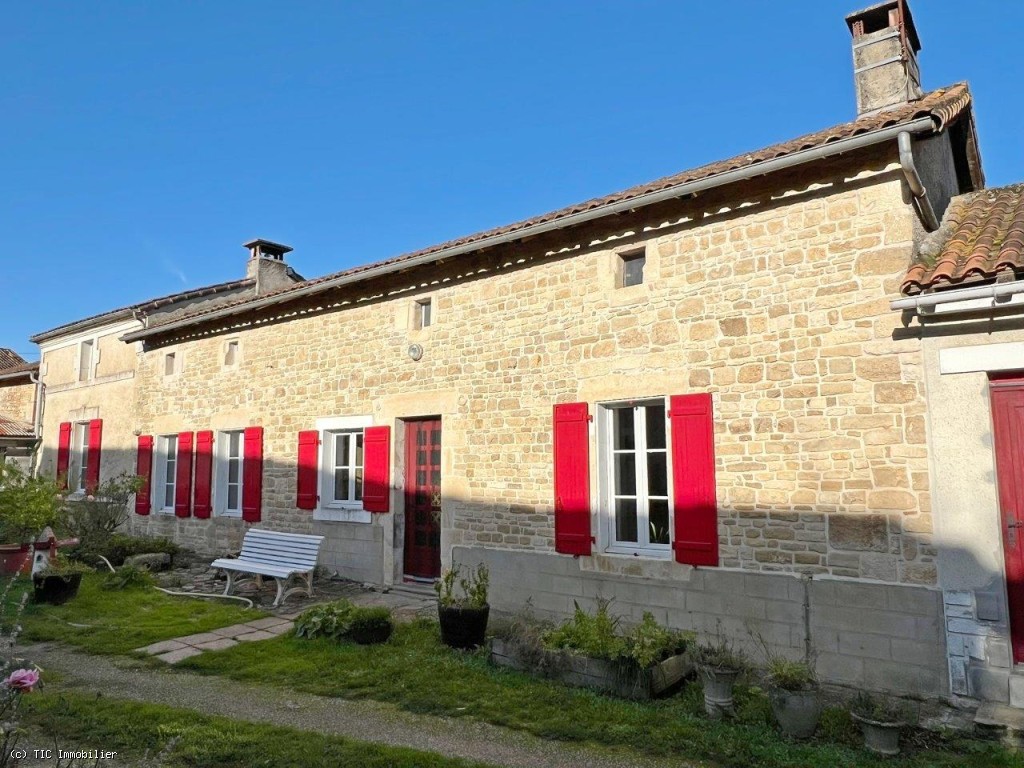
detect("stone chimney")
(244, 239), (296, 295)
(846, 0), (922, 115)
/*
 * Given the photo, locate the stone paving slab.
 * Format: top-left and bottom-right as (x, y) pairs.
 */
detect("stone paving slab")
(139, 639), (187, 655)
(236, 630), (276, 642)
(247, 617), (293, 630)
(174, 631), (224, 645)
(210, 624), (256, 638)
(155, 647), (204, 664)
(194, 637), (239, 652)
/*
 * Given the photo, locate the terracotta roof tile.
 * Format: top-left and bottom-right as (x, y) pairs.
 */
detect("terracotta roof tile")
(143, 83), (975, 333)
(903, 183), (1024, 294)
(0, 416), (34, 439)
(0, 349), (26, 371)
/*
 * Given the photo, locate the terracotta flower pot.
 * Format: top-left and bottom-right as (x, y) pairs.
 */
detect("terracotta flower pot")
(438, 604), (489, 649)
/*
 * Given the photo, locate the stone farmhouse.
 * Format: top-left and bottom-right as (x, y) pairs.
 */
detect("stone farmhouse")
(0, 349), (39, 470)
(25, 1), (1022, 711)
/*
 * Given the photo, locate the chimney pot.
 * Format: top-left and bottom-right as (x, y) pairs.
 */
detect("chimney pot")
(845, 0), (923, 115)
(243, 239), (296, 294)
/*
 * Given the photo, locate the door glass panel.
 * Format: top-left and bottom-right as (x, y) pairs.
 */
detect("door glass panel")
(227, 485), (239, 510)
(647, 453), (667, 496)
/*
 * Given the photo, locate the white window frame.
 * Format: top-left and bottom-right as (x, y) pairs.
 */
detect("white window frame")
(416, 298), (433, 329)
(67, 422), (90, 495)
(313, 415), (372, 523)
(597, 398), (673, 558)
(214, 429), (245, 518)
(618, 250), (646, 288)
(223, 339), (240, 369)
(152, 435), (178, 514)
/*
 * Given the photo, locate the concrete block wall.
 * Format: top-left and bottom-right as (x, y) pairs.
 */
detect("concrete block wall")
(456, 546), (949, 698)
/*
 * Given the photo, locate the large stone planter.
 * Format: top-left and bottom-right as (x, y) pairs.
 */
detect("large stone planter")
(491, 637), (692, 700)
(698, 666), (741, 718)
(769, 687), (821, 738)
(852, 713), (902, 756)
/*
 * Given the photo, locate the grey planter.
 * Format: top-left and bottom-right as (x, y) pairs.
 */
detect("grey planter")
(852, 713), (902, 756)
(490, 638), (691, 700)
(698, 666), (741, 718)
(769, 687), (821, 738)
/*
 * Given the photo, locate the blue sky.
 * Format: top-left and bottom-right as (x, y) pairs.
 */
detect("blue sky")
(3, 1), (1022, 356)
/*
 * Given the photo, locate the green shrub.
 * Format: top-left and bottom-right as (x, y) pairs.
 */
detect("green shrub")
(34, 560), (94, 579)
(687, 636), (749, 673)
(102, 565), (155, 591)
(295, 600), (393, 645)
(434, 563), (488, 609)
(849, 691), (909, 724)
(764, 656), (817, 691)
(62, 473), (143, 553)
(347, 607), (394, 644)
(70, 534), (180, 568)
(542, 601), (691, 669)
(819, 706), (858, 745)
(0, 462), (65, 544)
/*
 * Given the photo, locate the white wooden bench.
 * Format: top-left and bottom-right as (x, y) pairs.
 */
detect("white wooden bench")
(211, 529), (325, 607)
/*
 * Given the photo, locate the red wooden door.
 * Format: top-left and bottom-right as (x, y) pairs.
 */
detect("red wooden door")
(991, 379), (1024, 663)
(404, 419), (442, 580)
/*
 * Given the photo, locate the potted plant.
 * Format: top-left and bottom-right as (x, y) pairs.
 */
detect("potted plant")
(850, 692), (907, 756)
(765, 656), (821, 738)
(435, 563), (489, 649)
(32, 560), (92, 605)
(0, 464), (66, 575)
(348, 607), (394, 645)
(688, 637), (748, 719)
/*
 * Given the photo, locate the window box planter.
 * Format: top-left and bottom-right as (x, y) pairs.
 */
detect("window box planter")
(438, 605), (489, 649)
(490, 637), (692, 700)
(32, 573), (83, 606)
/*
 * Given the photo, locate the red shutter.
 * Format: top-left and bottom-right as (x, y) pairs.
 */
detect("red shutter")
(85, 419), (103, 494)
(296, 430), (319, 511)
(135, 435), (153, 515)
(669, 393), (719, 567)
(553, 403), (592, 556)
(174, 431), (193, 518)
(242, 426), (264, 523)
(362, 426), (391, 513)
(56, 422), (72, 489)
(193, 430), (214, 519)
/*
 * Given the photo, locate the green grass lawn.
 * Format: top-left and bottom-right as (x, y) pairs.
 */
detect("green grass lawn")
(12, 575), (262, 654)
(179, 618), (1016, 768)
(22, 690), (489, 768)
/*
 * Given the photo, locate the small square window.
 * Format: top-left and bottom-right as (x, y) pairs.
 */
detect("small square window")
(416, 299), (433, 329)
(620, 252), (646, 288)
(224, 340), (239, 367)
(164, 353), (176, 376)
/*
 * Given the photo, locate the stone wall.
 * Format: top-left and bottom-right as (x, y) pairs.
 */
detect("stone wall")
(454, 546), (948, 698)
(116, 153), (935, 586)
(0, 380), (34, 423)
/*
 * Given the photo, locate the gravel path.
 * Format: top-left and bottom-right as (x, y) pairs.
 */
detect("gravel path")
(26, 643), (690, 768)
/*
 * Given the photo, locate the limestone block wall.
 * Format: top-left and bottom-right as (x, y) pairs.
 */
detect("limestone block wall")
(454, 546), (948, 698)
(122, 161), (934, 586)
(0, 380), (34, 423)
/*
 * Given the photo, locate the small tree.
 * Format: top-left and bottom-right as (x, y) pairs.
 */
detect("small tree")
(0, 463), (65, 545)
(63, 472), (143, 554)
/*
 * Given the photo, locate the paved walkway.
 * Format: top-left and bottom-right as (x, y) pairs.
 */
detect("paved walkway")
(27, 643), (685, 768)
(140, 581), (436, 663)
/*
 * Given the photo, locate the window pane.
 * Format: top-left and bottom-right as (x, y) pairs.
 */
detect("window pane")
(649, 499), (670, 544)
(228, 457), (239, 484)
(334, 468), (350, 501)
(338, 434), (350, 468)
(647, 452), (667, 496)
(615, 498), (638, 543)
(227, 485), (239, 510)
(165, 456), (175, 485)
(645, 403), (666, 449)
(79, 342), (93, 381)
(355, 433), (363, 468)
(622, 255), (645, 287)
(229, 431), (241, 458)
(355, 468), (363, 501)
(614, 453), (636, 495)
(612, 408), (634, 450)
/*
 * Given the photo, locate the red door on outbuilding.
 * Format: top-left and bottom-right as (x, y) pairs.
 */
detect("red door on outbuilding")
(990, 377), (1024, 663)
(404, 418), (442, 580)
